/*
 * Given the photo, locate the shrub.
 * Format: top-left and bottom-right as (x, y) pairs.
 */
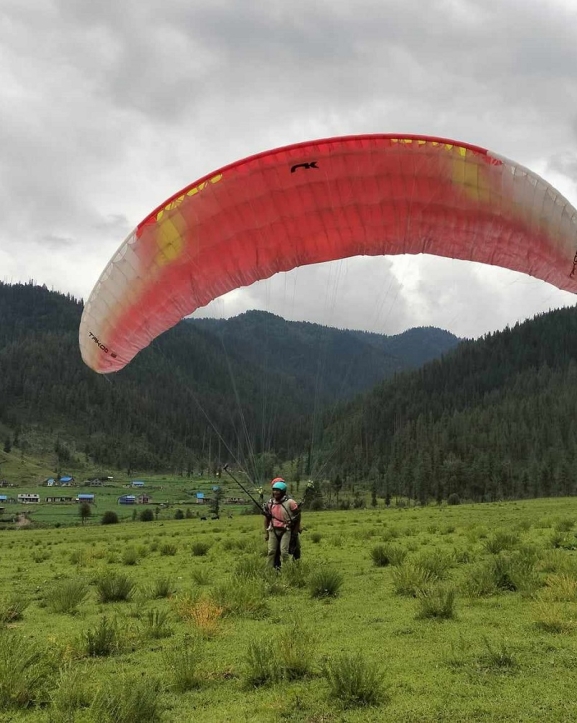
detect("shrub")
(101, 510), (119, 525)
(416, 585), (457, 620)
(308, 567), (343, 599)
(91, 671), (164, 722)
(139, 509), (154, 522)
(174, 509), (184, 520)
(322, 652), (386, 708)
(82, 616), (120, 657)
(447, 493), (461, 505)
(164, 637), (204, 692)
(45, 578), (89, 615)
(95, 571), (135, 603)
(191, 541), (211, 557)
(370, 543), (406, 567)
(0, 630), (53, 710)
(310, 532), (322, 544)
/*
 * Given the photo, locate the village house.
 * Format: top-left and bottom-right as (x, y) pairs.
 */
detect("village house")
(118, 495), (136, 505)
(17, 493), (40, 504)
(76, 494), (95, 504)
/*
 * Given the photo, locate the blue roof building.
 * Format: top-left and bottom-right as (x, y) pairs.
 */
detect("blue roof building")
(118, 495), (137, 504)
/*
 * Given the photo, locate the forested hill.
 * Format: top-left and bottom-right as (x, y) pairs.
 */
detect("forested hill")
(317, 305), (577, 502)
(0, 281), (458, 474)
(188, 313), (459, 401)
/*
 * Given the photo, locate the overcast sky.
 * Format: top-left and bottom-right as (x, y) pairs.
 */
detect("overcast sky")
(1, 0), (577, 340)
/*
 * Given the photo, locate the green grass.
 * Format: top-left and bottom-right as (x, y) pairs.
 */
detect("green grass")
(3, 498), (577, 720)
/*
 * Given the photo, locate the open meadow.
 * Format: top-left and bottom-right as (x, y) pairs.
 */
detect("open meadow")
(2, 498), (577, 721)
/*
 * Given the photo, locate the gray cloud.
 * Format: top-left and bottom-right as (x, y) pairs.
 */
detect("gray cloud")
(1, 0), (576, 331)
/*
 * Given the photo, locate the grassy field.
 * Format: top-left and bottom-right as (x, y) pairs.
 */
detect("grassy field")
(2, 497), (577, 721)
(0, 474), (243, 527)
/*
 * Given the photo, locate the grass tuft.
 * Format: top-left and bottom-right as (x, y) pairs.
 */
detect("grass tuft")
(191, 541), (211, 557)
(0, 629), (53, 710)
(173, 593), (223, 637)
(244, 639), (280, 687)
(476, 636), (518, 673)
(391, 563), (434, 597)
(95, 571), (135, 603)
(415, 585), (457, 620)
(142, 608), (173, 639)
(413, 550), (453, 579)
(160, 542), (177, 556)
(91, 671), (164, 722)
(370, 543), (406, 567)
(542, 573), (577, 602)
(48, 663), (93, 719)
(81, 616), (121, 657)
(482, 530), (520, 554)
(211, 578), (269, 618)
(163, 636), (205, 692)
(322, 652), (386, 708)
(45, 578), (89, 615)
(308, 567), (344, 599)
(121, 547), (139, 566)
(150, 575), (175, 599)
(0, 594), (29, 624)
(191, 567), (211, 586)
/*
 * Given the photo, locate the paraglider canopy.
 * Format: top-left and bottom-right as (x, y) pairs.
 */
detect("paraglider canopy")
(79, 134), (577, 374)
